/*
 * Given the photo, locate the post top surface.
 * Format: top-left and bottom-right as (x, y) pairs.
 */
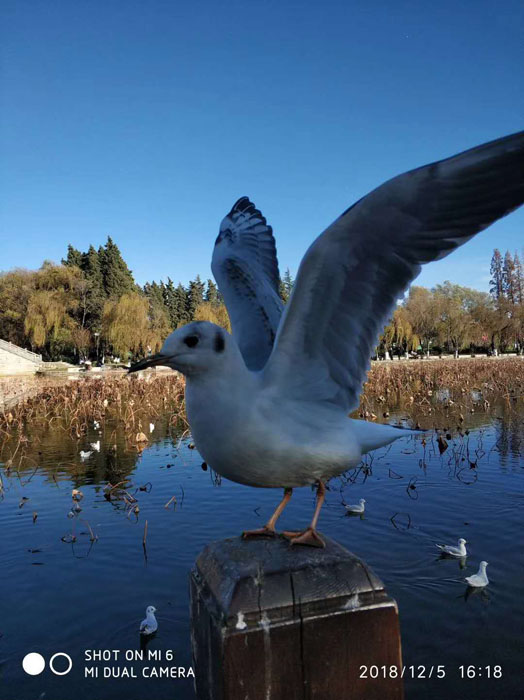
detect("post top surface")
(194, 535), (388, 624)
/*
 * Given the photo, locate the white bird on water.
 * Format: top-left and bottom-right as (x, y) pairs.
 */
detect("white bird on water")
(345, 499), (366, 514)
(131, 132), (524, 548)
(139, 606), (158, 635)
(90, 440), (100, 452)
(79, 450), (92, 461)
(436, 538), (467, 557)
(465, 561), (489, 588)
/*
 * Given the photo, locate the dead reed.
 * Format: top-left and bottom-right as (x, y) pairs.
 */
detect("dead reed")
(361, 358), (522, 405)
(0, 359), (522, 452)
(0, 373), (187, 446)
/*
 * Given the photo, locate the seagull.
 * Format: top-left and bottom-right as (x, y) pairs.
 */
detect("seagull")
(90, 441), (100, 452)
(130, 132), (524, 547)
(149, 423), (155, 433)
(139, 606), (158, 635)
(465, 561), (489, 587)
(345, 498), (366, 514)
(436, 538), (467, 557)
(93, 420), (100, 430)
(79, 450), (92, 461)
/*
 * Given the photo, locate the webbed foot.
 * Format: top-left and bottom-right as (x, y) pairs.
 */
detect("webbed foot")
(284, 527), (325, 548)
(242, 526), (278, 539)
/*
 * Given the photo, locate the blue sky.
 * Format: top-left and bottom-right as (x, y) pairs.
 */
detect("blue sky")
(1, 0), (523, 293)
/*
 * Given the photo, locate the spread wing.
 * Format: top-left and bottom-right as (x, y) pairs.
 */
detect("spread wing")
(212, 196), (284, 370)
(263, 131), (524, 411)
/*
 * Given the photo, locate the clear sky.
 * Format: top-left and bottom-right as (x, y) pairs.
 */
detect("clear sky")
(1, 0), (523, 293)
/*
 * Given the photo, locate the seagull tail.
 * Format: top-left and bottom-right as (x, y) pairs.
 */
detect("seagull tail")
(354, 419), (421, 454)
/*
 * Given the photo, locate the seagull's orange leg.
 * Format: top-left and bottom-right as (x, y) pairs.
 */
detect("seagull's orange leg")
(283, 481), (326, 548)
(242, 488), (292, 539)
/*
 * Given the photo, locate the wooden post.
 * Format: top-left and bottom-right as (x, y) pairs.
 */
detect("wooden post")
(189, 535), (403, 700)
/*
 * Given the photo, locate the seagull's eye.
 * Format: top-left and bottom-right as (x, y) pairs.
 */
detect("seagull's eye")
(184, 335), (199, 348)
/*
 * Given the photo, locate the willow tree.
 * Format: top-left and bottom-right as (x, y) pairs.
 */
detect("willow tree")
(23, 264), (82, 356)
(0, 268), (36, 345)
(194, 301), (231, 332)
(102, 292), (170, 358)
(404, 286), (439, 356)
(382, 307), (419, 358)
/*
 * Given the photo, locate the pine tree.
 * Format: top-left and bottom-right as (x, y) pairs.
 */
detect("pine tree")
(187, 275), (205, 319)
(160, 278), (178, 328)
(205, 279), (219, 305)
(514, 252), (523, 304)
(62, 244), (83, 268)
(100, 236), (135, 298)
(502, 251), (517, 304)
(175, 283), (190, 326)
(489, 249), (504, 302)
(81, 245), (106, 329)
(144, 281), (164, 308)
(144, 282), (172, 335)
(279, 268), (294, 302)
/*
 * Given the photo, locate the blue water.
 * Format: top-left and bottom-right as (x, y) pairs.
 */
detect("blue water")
(0, 403), (522, 700)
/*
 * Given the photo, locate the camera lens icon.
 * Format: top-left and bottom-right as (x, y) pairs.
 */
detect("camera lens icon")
(22, 652), (73, 676)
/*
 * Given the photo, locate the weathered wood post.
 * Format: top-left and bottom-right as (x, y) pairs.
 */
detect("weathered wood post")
(189, 535), (403, 700)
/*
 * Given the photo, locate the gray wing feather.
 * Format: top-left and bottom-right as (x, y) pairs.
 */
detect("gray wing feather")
(263, 131), (524, 410)
(212, 197), (284, 370)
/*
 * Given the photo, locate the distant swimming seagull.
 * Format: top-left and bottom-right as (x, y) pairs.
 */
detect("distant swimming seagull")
(436, 538), (467, 557)
(131, 132), (524, 547)
(79, 450), (92, 461)
(139, 606), (158, 635)
(345, 498), (366, 514)
(465, 561), (489, 587)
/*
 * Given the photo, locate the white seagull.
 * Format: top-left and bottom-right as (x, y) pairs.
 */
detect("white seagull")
(139, 605), (158, 635)
(90, 441), (100, 452)
(436, 538), (467, 557)
(345, 498), (366, 514)
(465, 561), (489, 588)
(131, 132), (524, 547)
(79, 450), (93, 461)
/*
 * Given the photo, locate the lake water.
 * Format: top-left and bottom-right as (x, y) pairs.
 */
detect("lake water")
(1, 396), (523, 700)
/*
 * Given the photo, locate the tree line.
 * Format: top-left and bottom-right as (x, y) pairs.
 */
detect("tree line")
(378, 249), (523, 358)
(0, 237), (296, 362)
(0, 241), (521, 362)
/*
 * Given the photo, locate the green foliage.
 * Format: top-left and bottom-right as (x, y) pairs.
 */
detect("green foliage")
(62, 244), (83, 268)
(279, 268), (294, 302)
(205, 279), (219, 305)
(99, 236), (136, 298)
(2, 242), (523, 363)
(186, 275), (205, 319)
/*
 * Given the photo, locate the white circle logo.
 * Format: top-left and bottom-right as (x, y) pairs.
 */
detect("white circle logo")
(22, 652), (46, 675)
(49, 652), (73, 676)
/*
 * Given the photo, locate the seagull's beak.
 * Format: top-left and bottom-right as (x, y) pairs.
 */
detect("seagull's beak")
(128, 353), (168, 373)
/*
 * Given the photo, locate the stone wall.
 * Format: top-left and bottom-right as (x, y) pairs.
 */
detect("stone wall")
(0, 340), (42, 376)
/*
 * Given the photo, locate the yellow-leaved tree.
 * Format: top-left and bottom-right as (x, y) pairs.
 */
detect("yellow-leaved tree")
(102, 292), (170, 358)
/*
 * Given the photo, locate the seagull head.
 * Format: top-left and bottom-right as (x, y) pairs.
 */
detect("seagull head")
(129, 322), (232, 377)
(458, 538), (467, 545)
(360, 499), (366, 505)
(479, 561), (488, 569)
(146, 606), (157, 615)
